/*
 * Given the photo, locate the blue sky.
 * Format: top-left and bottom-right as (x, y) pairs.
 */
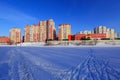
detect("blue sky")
(0, 0), (120, 36)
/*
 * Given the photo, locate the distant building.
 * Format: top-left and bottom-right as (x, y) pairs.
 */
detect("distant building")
(79, 31), (83, 34)
(106, 28), (115, 39)
(78, 30), (93, 34)
(88, 34), (106, 39)
(9, 27), (21, 43)
(68, 35), (75, 41)
(74, 34), (86, 40)
(83, 30), (92, 34)
(94, 26), (119, 39)
(94, 26), (107, 34)
(68, 33), (106, 40)
(58, 24), (71, 40)
(0, 36), (9, 44)
(114, 32), (119, 38)
(24, 19), (56, 42)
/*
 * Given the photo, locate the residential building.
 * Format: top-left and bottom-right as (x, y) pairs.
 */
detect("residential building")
(31, 24), (40, 42)
(9, 27), (21, 43)
(24, 19), (56, 42)
(94, 26), (107, 34)
(46, 19), (56, 40)
(79, 31), (83, 34)
(106, 28), (115, 39)
(38, 19), (56, 41)
(24, 25), (31, 42)
(58, 24), (71, 40)
(83, 30), (92, 34)
(94, 26), (118, 39)
(78, 30), (94, 34)
(114, 32), (119, 38)
(24, 24), (40, 42)
(38, 20), (47, 42)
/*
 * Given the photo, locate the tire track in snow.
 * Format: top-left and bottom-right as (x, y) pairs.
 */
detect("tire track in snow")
(15, 48), (68, 80)
(22, 47), (86, 68)
(7, 47), (120, 80)
(8, 49), (34, 80)
(62, 48), (120, 80)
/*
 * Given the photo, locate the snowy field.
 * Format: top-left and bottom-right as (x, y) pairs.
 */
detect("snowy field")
(0, 46), (120, 80)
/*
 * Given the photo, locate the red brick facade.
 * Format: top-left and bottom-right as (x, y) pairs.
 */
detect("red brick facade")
(0, 36), (9, 43)
(68, 33), (106, 40)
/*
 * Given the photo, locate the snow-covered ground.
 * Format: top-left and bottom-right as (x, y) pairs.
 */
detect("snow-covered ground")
(17, 42), (45, 46)
(0, 46), (120, 80)
(15, 42), (120, 47)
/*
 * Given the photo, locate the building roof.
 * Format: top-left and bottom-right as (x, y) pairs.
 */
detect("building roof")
(59, 24), (71, 26)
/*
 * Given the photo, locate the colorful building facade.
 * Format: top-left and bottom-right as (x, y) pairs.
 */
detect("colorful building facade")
(94, 26), (117, 39)
(46, 19), (56, 40)
(94, 26), (107, 34)
(106, 28), (115, 39)
(58, 24), (71, 40)
(24, 19), (56, 42)
(9, 27), (21, 43)
(0, 36), (9, 43)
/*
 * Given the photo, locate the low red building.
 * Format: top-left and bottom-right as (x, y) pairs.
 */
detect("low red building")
(68, 35), (75, 40)
(75, 34), (86, 40)
(88, 34), (106, 39)
(0, 36), (9, 43)
(68, 33), (106, 40)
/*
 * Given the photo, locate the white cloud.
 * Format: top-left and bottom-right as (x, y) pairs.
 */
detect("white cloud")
(0, 3), (38, 22)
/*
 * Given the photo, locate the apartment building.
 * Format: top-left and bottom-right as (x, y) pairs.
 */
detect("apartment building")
(58, 24), (71, 40)
(106, 28), (115, 39)
(24, 24), (40, 42)
(31, 24), (40, 42)
(24, 25), (30, 42)
(114, 32), (119, 38)
(24, 19), (56, 42)
(38, 20), (47, 42)
(78, 30), (93, 34)
(46, 19), (56, 40)
(9, 27), (21, 43)
(94, 26), (107, 34)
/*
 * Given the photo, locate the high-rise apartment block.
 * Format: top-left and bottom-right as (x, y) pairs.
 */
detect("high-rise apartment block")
(106, 28), (115, 39)
(9, 27), (21, 43)
(94, 26), (118, 39)
(38, 20), (47, 42)
(24, 25), (30, 42)
(31, 24), (40, 42)
(58, 24), (71, 40)
(114, 32), (119, 38)
(46, 19), (56, 40)
(94, 26), (107, 34)
(24, 19), (56, 42)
